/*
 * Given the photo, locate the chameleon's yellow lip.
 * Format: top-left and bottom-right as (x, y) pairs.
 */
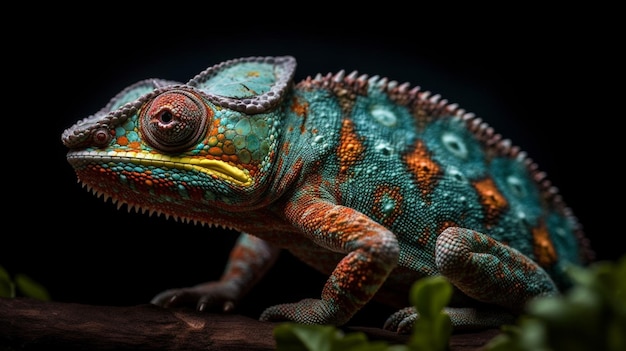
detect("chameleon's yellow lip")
(68, 150), (253, 186)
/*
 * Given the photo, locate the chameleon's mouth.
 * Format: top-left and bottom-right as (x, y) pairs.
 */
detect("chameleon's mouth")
(66, 150), (252, 186)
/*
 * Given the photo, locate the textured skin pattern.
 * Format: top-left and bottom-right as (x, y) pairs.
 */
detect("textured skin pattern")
(62, 56), (594, 333)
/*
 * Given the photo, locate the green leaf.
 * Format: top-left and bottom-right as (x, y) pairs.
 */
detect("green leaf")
(485, 255), (626, 351)
(0, 265), (9, 281)
(431, 313), (453, 349)
(274, 323), (339, 351)
(407, 276), (453, 351)
(410, 276), (452, 319)
(0, 265), (15, 298)
(15, 273), (50, 301)
(274, 322), (396, 351)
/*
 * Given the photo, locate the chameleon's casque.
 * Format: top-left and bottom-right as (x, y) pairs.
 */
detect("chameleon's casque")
(62, 56), (593, 333)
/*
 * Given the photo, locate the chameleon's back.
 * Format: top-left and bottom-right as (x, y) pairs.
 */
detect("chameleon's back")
(279, 70), (592, 291)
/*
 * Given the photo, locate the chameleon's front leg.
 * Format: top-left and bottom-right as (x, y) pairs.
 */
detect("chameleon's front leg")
(151, 233), (279, 312)
(260, 196), (400, 326)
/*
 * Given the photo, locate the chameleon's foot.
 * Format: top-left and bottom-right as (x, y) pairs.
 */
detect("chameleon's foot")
(151, 281), (239, 313)
(259, 298), (348, 326)
(383, 307), (417, 334)
(384, 306), (517, 333)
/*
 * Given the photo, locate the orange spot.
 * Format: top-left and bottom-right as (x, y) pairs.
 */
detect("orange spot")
(403, 140), (441, 202)
(338, 119), (365, 174)
(209, 119), (220, 136)
(208, 147), (223, 156)
(117, 136), (129, 146)
(129, 141), (142, 149)
(291, 96), (308, 117)
(472, 177), (508, 228)
(282, 141), (291, 156)
(532, 220), (558, 267)
(145, 179), (153, 186)
(291, 97), (309, 134)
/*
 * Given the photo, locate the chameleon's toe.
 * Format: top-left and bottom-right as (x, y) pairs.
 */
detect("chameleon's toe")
(151, 282), (239, 312)
(151, 288), (198, 308)
(259, 298), (344, 325)
(384, 307), (418, 333)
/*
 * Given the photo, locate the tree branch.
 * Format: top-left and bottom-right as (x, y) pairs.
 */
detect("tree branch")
(0, 298), (277, 350)
(0, 298), (500, 350)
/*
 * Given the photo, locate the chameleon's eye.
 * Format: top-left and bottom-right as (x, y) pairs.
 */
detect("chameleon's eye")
(140, 90), (210, 152)
(92, 127), (112, 147)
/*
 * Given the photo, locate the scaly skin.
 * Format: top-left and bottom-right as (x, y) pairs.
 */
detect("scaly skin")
(62, 56), (594, 333)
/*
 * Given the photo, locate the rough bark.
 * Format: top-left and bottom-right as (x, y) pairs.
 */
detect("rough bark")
(0, 298), (500, 350)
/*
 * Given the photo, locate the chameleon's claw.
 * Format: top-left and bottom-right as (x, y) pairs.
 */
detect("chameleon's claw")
(197, 297), (236, 313)
(150, 289), (188, 307)
(223, 301), (235, 312)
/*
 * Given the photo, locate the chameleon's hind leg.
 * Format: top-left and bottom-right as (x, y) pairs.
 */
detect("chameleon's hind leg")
(385, 227), (558, 333)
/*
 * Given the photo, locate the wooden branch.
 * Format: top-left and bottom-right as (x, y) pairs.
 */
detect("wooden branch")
(0, 298), (500, 350)
(0, 297), (277, 350)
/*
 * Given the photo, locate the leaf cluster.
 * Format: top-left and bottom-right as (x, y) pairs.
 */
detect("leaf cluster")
(274, 255), (626, 351)
(0, 265), (50, 301)
(485, 256), (626, 351)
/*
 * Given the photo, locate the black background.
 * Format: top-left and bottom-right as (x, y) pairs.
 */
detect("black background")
(6, 8), (621, 328)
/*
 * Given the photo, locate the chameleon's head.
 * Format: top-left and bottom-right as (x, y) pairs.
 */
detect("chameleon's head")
(61, 56), (296, 221)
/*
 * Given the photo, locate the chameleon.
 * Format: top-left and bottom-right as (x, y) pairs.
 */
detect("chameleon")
(61, 55), (593, 333)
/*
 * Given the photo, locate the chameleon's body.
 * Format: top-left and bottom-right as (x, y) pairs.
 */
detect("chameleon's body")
(62, 56), (593, 333)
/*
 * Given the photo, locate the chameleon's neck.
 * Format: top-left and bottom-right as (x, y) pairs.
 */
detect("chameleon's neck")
(243, 94), (318, 210)
(253, 87), (344, 208)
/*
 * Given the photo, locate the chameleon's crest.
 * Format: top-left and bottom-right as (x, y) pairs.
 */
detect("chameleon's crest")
(62, 56), (296, 149)
(188, 55), (296, 114)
